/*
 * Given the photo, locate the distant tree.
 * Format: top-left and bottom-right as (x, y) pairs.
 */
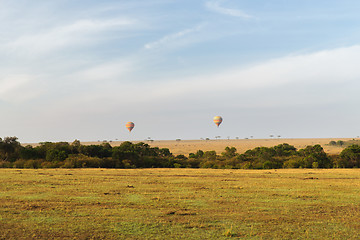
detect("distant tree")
(203, 151), (217, 161)
(159, 148), (172, 157)
(273, 143), (297, 157)
(80, 144), (112, 158)
(46, 149), (68, 162)
(189, 150), (204, 159)
(71, 139), (81, 153)
(339, 145), (360, 168)
(19, 145), (39, 160)
(0, 137), (21, 162)
(222, 147), (237, 159)
(298, 145), (331, 168)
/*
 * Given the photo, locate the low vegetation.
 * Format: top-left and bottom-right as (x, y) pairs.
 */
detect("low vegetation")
(1, 137), (360, 169)
(1, 168), (360, 239)
(328, 139), (360, 147)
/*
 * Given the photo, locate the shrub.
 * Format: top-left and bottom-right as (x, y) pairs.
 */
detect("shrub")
(173, 163), (182, 168)
(0, 161), (12, 168)
(12, 159), (26, 168)
(62, 154), (103, 168)
(283, 156), (304, 168)
(23, 159), (42, 169)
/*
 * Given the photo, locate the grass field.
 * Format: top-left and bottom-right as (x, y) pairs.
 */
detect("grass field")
(1, 168), (360, 239)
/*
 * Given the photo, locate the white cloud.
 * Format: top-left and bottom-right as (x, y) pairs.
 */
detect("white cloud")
(121, 45), (360, 106)
(71, 60), (134, 83)
(7, 18), (135, 55)
(144, 24), (204, 49)
(205, 0), (253, 18)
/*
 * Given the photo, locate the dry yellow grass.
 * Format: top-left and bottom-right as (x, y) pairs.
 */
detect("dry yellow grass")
(97, 138), (351, 155)
(143, 138), (350, 155)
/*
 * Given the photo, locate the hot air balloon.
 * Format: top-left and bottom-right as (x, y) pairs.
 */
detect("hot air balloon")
(126, 122), (135, 132)
(213, 116), (222, 127)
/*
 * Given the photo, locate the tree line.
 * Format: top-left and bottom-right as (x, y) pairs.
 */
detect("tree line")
(1, 137), (360, 169)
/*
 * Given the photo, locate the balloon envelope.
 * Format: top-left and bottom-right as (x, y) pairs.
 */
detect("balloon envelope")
(126, 122), (135, 132)
(213, 116), (223, 127)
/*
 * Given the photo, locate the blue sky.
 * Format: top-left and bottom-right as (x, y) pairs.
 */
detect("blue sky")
(1, 0), (360, 142)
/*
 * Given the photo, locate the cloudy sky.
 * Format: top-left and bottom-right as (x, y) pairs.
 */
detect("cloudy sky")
(1, 0), (360, 142)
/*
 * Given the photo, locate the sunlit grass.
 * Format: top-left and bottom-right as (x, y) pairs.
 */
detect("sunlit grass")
(1, 168), (360, 239)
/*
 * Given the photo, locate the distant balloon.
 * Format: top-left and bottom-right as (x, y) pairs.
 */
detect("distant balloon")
(213, 116), (223, 127)
(126, 122), (135, 132)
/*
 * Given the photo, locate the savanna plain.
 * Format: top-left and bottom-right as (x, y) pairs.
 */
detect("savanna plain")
(1, 168), (360, 239)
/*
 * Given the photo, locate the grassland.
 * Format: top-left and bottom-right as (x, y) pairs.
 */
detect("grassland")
(145, 138), (357, 155)
(1, 168), (360, 239)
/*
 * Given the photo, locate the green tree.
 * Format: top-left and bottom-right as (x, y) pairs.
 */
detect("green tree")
(0, 137), (22, 162)
(189, 150), (204, 159)
(339, 145), (360, 168)
(19, 145), (39, 160)
(221, 147), (237, 159)
(272, 143), (297, 156)
(71, 139), (81, 154)
(298, 145), (331, 168)
(203, 151), (217, 161)
(46, 149), (68, 162)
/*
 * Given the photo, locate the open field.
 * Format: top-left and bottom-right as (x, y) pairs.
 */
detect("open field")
(77, 138), (353, 155)
(1, 168), (360, 239)
(143, 138), (352, 155)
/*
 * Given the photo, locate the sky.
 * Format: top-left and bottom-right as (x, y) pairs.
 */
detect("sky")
(1, 0), (360, 143)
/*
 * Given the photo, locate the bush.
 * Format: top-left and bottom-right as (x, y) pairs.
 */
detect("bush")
(12, 159), (26, 168)
(262, 159), (283, 169)
(283, 156), (304, 168)
(23, 159), (42, 169)
(41, 161), (63, 168)
(0, 161), (12, 168)
(62, 154), (103, 168)
(173, 163), (182, 168)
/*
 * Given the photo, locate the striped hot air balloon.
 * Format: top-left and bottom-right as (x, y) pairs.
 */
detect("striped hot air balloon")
(126, 122), (135, 132)
(213, 116), (223, 127)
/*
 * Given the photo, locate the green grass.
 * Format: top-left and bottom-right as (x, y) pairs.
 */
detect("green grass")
(1, 168), (360, 239)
